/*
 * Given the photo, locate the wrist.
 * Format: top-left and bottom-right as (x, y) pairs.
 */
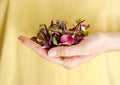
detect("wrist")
(104, 32), (120, 52)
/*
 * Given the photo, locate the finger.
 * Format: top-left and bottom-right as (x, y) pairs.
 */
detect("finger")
(62, 56), (85, 69)
(18, 36), (63, 65)
(48, 45), (89, 57)
(18, 36), (47, 56)
(63, 55), (93, 69)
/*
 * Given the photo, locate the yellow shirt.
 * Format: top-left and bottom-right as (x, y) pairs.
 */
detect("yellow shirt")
(0, 0), (120, 85)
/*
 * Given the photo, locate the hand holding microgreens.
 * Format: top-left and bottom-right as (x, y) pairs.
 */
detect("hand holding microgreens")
(31, 19), (90, 49)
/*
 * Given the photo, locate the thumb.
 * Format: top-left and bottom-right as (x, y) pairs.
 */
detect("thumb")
(48, 45), (85, 57)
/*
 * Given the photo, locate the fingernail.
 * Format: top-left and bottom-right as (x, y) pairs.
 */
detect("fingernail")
(48, 51), (56, 56)
(18, 36), (24, 42)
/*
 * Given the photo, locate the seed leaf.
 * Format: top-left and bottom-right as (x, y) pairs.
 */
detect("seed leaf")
(31, 19), (90, 49)
(52, 37), (58, 45)
(76, 19), (82, 24)
(83, 30), (89, 36)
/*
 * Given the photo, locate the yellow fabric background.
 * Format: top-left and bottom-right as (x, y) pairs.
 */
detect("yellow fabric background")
(0, 0), (120, 85)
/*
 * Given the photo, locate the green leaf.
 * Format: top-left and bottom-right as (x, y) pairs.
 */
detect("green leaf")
(49, 24), (59, 31)
(37, 32), (44, 40)
(37, 33), (40, 38)
(83, 30), (89, 36)
(76, 19), (82, 24)
(52, 37), (58, 45)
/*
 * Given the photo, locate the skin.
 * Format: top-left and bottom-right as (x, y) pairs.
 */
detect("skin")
(18, 33), (120, 69)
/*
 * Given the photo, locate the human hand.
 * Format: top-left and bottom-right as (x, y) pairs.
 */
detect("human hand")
(18, 36), (93, 69)
(48, 33), (116, 68)
(18, 33), (120, 69)
(18, 36), (64, 66)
